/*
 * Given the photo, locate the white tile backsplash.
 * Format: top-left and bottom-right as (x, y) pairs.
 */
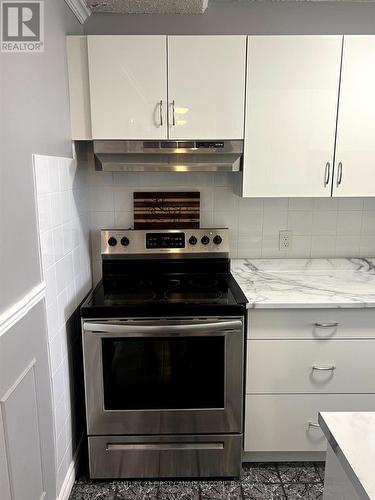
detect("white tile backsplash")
(34, 154), (91, 493)
(84, 169), (375, 284)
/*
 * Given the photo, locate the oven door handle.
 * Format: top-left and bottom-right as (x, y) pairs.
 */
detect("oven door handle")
(84, 320), (243, 336)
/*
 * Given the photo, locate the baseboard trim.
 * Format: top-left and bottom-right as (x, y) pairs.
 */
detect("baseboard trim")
(0, 282), (46, 338)
(57, 435), (84, 500)
(242, 451), (326, 462)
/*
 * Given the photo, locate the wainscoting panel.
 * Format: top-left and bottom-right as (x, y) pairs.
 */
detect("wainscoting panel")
(1, 360), (45, 500)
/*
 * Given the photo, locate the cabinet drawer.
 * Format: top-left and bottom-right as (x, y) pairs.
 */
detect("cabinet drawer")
(244, 394), (375, 452)
(248, 309), (375, 340)
(246, 339), (375, 394)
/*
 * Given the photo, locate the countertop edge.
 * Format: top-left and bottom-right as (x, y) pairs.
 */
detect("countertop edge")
(319, 412), (372, 500)
(246, 302), (375, 309)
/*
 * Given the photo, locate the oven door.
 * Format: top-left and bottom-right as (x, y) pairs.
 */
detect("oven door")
(82, 318), (243, 435)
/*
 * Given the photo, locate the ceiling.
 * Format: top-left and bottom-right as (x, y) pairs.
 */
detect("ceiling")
(85, 0), (209, 14)
(84, 0), (375, 14)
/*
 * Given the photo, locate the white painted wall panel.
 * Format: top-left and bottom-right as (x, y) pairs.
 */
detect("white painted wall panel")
(1, 363), (44, 500)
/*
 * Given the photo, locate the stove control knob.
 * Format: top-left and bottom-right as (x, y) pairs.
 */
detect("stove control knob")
(213, 235), (222, 245)
(108, 237), (117, 247)
(121, 236), (130, 247)
(189, 236), (198, 246)
(201, 235), (210, 245)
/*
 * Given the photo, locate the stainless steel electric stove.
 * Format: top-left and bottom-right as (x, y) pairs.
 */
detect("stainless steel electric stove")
(81, 228), (247, 480)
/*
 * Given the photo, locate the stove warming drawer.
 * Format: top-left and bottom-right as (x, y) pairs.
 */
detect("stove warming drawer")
(88, 434), (242, 479)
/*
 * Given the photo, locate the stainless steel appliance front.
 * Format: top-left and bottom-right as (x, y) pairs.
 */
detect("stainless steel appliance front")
(82, 317), (243, 478)
(83, 317), (243, 435)
(88, 434), (242, 479)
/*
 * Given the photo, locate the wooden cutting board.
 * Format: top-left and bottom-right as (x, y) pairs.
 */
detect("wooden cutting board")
(134, 192), (200, 229)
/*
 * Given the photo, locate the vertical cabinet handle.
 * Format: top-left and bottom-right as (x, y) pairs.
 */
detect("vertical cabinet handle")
(324, 162), (331, 187)
(337, 162), (343, 186)
(171, 100), (176, 127)
(159, 100), (163, 127)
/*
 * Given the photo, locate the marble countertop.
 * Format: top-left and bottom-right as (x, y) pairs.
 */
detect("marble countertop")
(230, 258), (375, 308)
(319, 412), (375, 500)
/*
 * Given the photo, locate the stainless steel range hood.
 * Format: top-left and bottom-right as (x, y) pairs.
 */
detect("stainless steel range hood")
(93, 140), (243, 172)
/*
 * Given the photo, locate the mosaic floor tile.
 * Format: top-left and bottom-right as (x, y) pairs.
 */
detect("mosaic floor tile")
(283, 482), (324, 500)
(69, 462), (326, 500)
(158, 481), (200, 500)
(277, 463), (322, 484)
(314, 463), (326, 482)
(200, 480), (242, 499)
(116, 480), (159, 499)
(69, 480), (117, 500)
(242, 463), (281, 484)
(242, 482), (286, 499)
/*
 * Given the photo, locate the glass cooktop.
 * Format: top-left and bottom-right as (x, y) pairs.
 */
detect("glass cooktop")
(94, 274), (235, 306)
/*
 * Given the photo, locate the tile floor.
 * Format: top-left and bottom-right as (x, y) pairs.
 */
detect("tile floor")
(69, 462), (325, 499)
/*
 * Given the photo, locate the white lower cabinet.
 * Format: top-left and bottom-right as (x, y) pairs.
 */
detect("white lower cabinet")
(247, 339), (375, 394)
(244, 394), (375, 452)
(244, 309), (375, 454)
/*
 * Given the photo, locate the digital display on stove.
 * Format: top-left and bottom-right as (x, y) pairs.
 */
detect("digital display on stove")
(146, 233), (185, 249)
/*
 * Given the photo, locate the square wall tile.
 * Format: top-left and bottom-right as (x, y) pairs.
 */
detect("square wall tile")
(263, 210), (288, 236)
(311, 235), (336, 257)
(335, 235), (360, 257)
(312, 211), (338, 235)
(337, 211), (362, 235)
(287, 211), (313, 234)
(361, 211), (375, 235)
(213, 186), (239, 212)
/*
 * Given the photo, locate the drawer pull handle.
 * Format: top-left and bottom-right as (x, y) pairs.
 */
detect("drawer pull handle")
(312, 365), (336, 371)
(308, 422), (321, 429)
(106, 442), (224, 451)
(314, 322), (338, 328)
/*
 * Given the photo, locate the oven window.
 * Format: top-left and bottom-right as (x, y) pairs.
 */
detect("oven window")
(102, 337), (225, 410)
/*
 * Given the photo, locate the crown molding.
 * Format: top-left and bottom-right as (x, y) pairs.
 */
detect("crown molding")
(65, 0), (91, 24)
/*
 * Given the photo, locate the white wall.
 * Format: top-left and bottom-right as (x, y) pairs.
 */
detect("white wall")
(34, 154), (91, 495)
(0, 1), (84, 499)
(88, 170), (375, 284)
(0, 1), (83, 313)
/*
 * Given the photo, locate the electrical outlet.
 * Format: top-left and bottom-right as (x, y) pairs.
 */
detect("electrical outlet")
(279, 230), (293, 250)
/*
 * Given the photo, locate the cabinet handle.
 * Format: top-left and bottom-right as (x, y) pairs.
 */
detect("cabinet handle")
(308, 422), (321, 429)
(324, 162), (331, 186)
(337, 162), (343, 186)
(171, 100), (176, 126)
(159, 100), (163, 127)
(312, 365), (336, 371)
(314, 322), (338, 328)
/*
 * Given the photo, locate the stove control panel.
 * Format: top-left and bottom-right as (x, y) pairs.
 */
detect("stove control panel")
(101, 229), (229, 256)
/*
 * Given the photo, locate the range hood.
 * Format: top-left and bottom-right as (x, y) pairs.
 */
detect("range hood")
(93, 140), (243, 172)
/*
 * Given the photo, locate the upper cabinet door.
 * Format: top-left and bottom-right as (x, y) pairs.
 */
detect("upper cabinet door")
(242, 36), (342, 197)
(88, 36), (168, 140)
(333, 36), (375, 197)
(167, 36), (246, 140)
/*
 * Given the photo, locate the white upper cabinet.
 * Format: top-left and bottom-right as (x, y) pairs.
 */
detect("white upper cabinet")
(333, 36), (375, 197)
(242, 36), (342, 197)
(167, 36), (246, 140)
(87, 36), (168, 140)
